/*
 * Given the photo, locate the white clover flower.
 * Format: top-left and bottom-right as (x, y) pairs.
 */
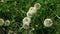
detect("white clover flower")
(22, 17), (31, 29)
(0, 18), (4, 26)
(34, 3), (41, 10)
(27, 7), (37, 17)
(23, 17), (31, 24)
(4, 20), (10, 26)
(44, 18), (53, 27)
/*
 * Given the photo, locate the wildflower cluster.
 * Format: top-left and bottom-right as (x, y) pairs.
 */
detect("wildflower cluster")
(0, 18), (10, 26)
(22, 3), (41, 29)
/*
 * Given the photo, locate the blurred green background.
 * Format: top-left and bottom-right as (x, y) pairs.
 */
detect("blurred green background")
(0, 0), (60, 34)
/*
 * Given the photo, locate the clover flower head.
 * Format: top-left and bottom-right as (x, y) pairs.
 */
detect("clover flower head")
(27, 7), (37, 17)
(22, 17), (31, 29)
(4, 20), (10, 26)
(0, 18), (4, 26)
(23, 17), (31, 24)
(44, 18), (53, 27)
(34, 3), (41, 9)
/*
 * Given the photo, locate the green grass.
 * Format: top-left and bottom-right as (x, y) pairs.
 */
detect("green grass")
(0, 0), (60, 34)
